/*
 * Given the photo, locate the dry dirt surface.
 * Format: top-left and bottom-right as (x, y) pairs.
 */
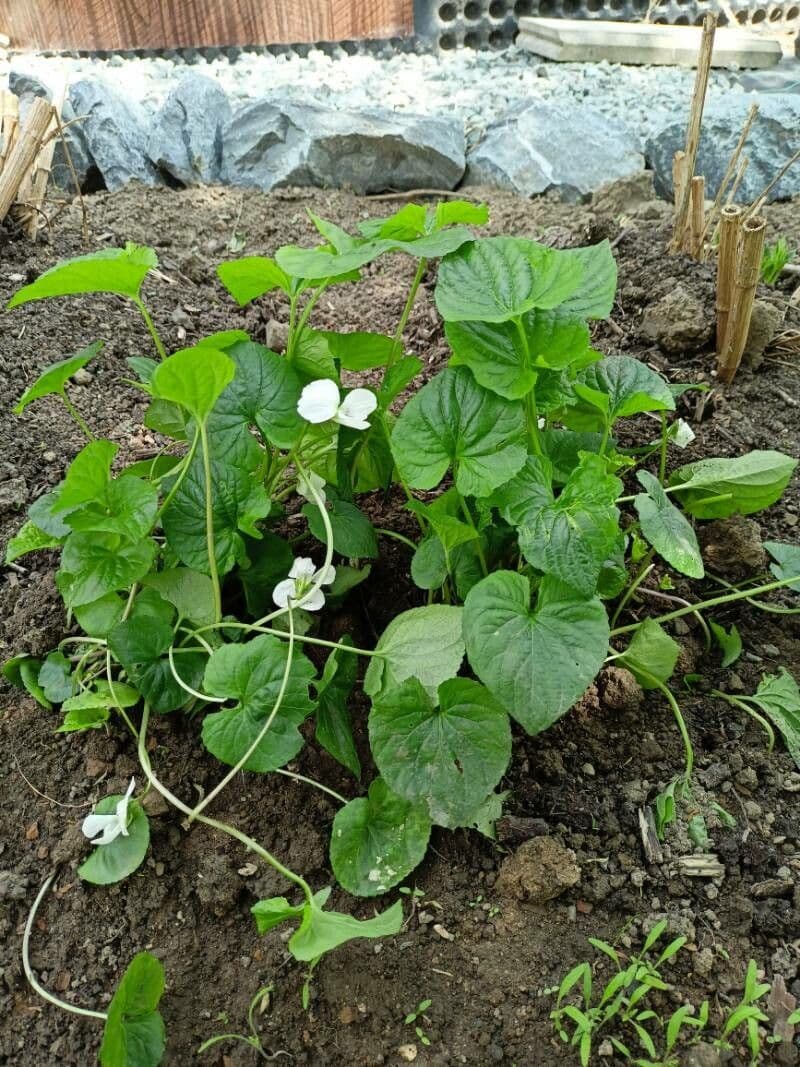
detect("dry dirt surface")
(1, 180), (800, 1067)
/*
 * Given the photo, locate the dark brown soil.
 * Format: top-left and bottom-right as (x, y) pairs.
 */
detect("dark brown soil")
(1, 181), (800, 1067)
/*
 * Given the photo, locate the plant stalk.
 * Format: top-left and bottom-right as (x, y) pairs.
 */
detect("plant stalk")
(198, 422), (222, 624)
(133, 297), (167, 360)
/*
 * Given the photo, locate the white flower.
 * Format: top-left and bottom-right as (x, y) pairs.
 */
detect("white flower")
(272, 557), (336, 612)
(297, 379), (377, 431)
(671, 418), (696, 449)
(297, 470), (327, 505)
(81, 778), (135, 846)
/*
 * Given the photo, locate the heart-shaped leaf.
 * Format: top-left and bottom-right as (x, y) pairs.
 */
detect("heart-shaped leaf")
(59, 534), (156, 608)
(463, 571), (608, 734)
(99, 952), (166, 1067)
(109, 617), (205, 714)
(78, 799), (150, 886)
(303, 496), (378, 558)
(8, 244), (158, 308)
(217, 256), (291, 305)
(569, 355), (675, 429)
(330, 779), (431, 896)
(201, 635), (315, 772)
(151, 346), (235, 424)
(620, 619), (679, 689)
(5, 520), (63, 564)
(369, 677), (511, 828)
(391, 366), (526, 498)
(363, 605), (465, 703)
(635, 470), (704, 579)
(140, 569), (217, 627)
(484, 456), (553, 527)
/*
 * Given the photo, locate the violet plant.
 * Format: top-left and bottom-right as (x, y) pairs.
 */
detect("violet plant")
(5, 202), (800, 1066)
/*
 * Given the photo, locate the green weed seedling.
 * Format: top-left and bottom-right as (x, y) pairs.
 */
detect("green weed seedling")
(404, 998), (433, 1046)
(761, 237), (793, 285)
(7, 206), (800, 1065)
(198, 984), (286, 1061)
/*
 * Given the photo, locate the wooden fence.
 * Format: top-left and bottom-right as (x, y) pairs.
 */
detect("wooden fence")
(0, 0), (414, 51)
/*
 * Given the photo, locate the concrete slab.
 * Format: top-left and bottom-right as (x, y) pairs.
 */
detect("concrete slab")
(517, 17), (783, 69)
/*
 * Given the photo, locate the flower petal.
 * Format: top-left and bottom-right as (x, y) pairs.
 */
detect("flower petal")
(289, 557), (316, 581)
(336, 388), (377, 430)
(297, 471), (326, 504)
(316, 564), (337, 586)
(297, 379), (340, 424)
(301, 588), (326, 612)
(272, 578), (296, 608)
(81, 812), (122, 845)
(115, 795), (131, 836)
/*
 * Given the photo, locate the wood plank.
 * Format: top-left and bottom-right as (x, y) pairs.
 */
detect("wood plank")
(0, 0), (413, 51)
(517, 17), (782, 69)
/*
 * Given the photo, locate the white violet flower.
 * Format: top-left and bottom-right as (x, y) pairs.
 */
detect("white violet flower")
(81, 778), (136, 846)
(297, 379), (377, 431)
(297, 470), (327, 505)
(272, 557), (336, 612)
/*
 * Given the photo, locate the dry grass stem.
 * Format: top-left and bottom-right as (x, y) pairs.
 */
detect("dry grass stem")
(717, 215), (767, 384)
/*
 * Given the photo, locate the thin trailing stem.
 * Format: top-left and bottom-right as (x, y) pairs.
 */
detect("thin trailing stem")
(635, 587), (713, 650)
(376, 527), (418, 551)
(457, 493), (488, 577)
(23, 870), (108, 1021)
(610, 554), (654, 628)
(287, 283), (327, 362)
(706, 572), (800, 616)
(639, 670), (694, 781)
(191, 619), (379, 658)
(273, 767), (347, 805)
(385, 257), (427, 378)
(658, 413), (669, 483)
(198, 422), (222, 624)
(187, 606), (297, 822)
(167, 644), (225, 703)
(712, 689), (775, 751)
(155, 428), (200, 520)
(137, 704), (313, 906)
(59, 391), (94, 441)
(610, 575), (800, 637)
(133, 297), (167, 360)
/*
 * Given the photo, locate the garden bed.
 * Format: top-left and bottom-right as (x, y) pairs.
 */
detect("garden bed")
(1, 180), (800, 1067)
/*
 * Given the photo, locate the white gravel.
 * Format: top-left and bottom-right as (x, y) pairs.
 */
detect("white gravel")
(2, 45), (748, 148)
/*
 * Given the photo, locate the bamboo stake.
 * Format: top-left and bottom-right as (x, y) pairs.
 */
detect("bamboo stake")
(672, 150), (687, 210)
(0, 97), (53, 224)
(717, 215), (767, 384)
(687, 175), (705, 258)
(715, 205), (741, 356)
(0, 90), (20, 174)
(743, 147), (800, 223)
(670, 13), (716, 253)
(699, 102), (757, 256)
(19, 83), (65, 238)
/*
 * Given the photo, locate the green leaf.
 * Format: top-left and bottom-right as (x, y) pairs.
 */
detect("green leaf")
(58, 705), (111, 733)
(289, 889), (404, 962)
(315, 640), (360, 778)
(359, 203), (428, 240)
(162, 455), (271, 576)
(56, 440), (118, 511)
(517, 453), (622, 598)
(303, 497), (378, 558)
(197, 329), (251, 350)
(5, 520), (62, 563)
(709, 620), (742, 667)
(435, 200), (489, 228)
(207, 340), (304, 459)
(109, 617), (205, 714)
(74, 593), (127, 638)
(330, 779), (432, 896)
(463, 571), (608, 734)
(38, 651), (74, 703)
(363, 605), (465, 703)
(634, 469), (704, 579)
(369, 677), (511, 828)
(251, 896), (304, 934)
(484, 456), (553, 527)
(765, 541), (800, 592)
(79, 799), (150, 885)
(151, 346), (235, 424)
(571, 356), (675, 428)
(391, 366), (526, 498)
(237, 532), (294, 617)
(669, 451), (797, 519)
(59, 533), (156, 608)
(556, 241), (618, 320)
(293, 329), (339, 381)
(435, 237), (582, 323)
(749, 669), (800, 770)
(3, 654), (50, 708)
(141, 569), (217, 627)
(67, 476), (159, 542)
(143, 398), (187, 441)
(201, 635), (315, 772)
(540, 429), (609, 485)
(379, 355), (422, 408)
(446, 310), (590, 400)
(14, 342), (103, 414)
(321, 331), (396, 371)
(217, 256), (290, 305)
(8, 243), (158, 308)
(99, 952), (166, 1067)
(620, 619), (679, 689)
(276, 240), (385, 281)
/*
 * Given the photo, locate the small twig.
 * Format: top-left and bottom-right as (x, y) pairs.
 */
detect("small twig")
(700, 103), (758, 254)
(14, 755), (94, 809)
(52, 106), (88, 243)
(743, 148), (800, 222)
(365, 187), (484, 201)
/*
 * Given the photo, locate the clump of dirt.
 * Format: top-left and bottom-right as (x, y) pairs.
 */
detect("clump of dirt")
(1, 180), (799, 1067)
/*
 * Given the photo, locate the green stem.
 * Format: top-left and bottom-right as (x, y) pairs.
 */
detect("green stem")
(288, 284), (327, 362)
(639, 671), (694, 781)
(273, 767), (347, 805)
(198, 422), (222, 624)
(712, 690), (775, 751)
(194, 620), (380, 657)
(376, 527), (418, 552)
(133, 298), (167, 360)
(707, 572), (800, 616)
(457, 493), (488, 576)
(59, 391), (95, 441)
(155, 429), (200, 520)
(658, 413), (669, 483)
(23, 870), (108, 1022)
(137, 704), (313, 906)
(610, 557), (654, 628)
(513, 316), (543, 457)
(384, 257), (427, 378)
(610, 576), (800, 637)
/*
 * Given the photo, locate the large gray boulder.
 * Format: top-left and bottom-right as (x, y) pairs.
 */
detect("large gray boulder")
(464, 101), (643, 200)
(646, 93), (800, 203)
(69, 79), (162, 191)
(147, 74), (231, 185)
(223, 100), (465, 194)
(8, 71), (94, 191)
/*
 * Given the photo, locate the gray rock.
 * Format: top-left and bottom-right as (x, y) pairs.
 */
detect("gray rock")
(223, 99), (465, 194)
(464, 101), (644, 200)
(8, 70), (52, 101)
(69, 78), (162, 191)
(147, 73), (231, 185)
(8, 71), (94, 190)
(737, 60), (800, 94)
(646, 93), (800, 203)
